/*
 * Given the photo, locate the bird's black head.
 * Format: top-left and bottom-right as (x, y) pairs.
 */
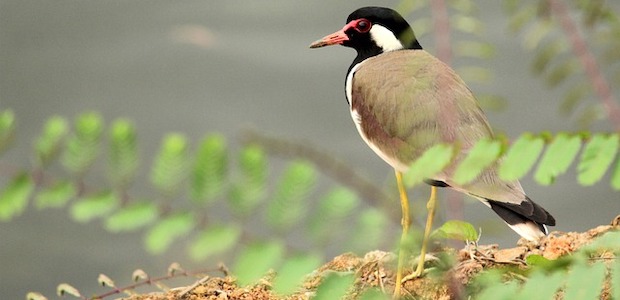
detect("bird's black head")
(310, 6), (422, 62)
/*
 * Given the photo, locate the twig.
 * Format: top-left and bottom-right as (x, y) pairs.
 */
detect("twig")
(431, 0), (451, 65)
(548, 0), (620, 130)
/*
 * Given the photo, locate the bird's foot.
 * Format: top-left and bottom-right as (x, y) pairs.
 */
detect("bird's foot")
(399, 254), (438, 284)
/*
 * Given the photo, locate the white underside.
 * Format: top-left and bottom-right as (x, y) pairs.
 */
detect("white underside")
(346, 61), (409, 172)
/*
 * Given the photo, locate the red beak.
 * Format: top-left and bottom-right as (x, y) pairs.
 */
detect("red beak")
(309, 29), (349, 48)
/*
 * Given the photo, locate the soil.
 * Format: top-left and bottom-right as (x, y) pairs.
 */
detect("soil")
(126, 216), (619, 300)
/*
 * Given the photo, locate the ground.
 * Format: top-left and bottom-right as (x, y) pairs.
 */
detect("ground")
(126, 216), (619, 300)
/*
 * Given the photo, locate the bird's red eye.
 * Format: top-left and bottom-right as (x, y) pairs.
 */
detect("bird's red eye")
(355, 19), (371, 33)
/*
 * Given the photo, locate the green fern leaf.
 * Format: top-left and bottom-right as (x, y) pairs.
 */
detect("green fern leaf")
(404, 144), (454, 186)
(190, 134), (228, 204)
(531, 39), (566, 74)
(26, 292), (48, 300)
(144, 212), (195, 254)
(272, 253), (322, 295)
(313, 273), (355, 300)
(35, 180), (75, 209)
(61, 112), (104, 174)
(431, 220), (478, 242)
(577, 134), (619, 186)
(359, 289), (390, 300)
(233, 240), (285, 286)
(453, 138), (501, 185)
(104, 201), (158, 232)
(309, 187), (360, 243)
(455, 41), (496, 59)
(34, 116), (69, 168)
(150, 133), (188, 196)
(611, 158), (620, 190)
(507, 3), (537, 32)
(476, 279), (519, 300)
(499, 133), (544, 181)
(612, 258), (620, 300)
(451, 14), (484, 35)
(523, 20), (554, 50)
(517, 270), (564, 300)
(348, 208), (388, 253)
(546, 59), (578, 87)
(266, 161), (316, 231)
(534, 133), (581, 185)
(228, 144), (268, 216)
(188, 224), (241, 261)
(0, 173), (34, 221)
(560, 83), (590, 116)
(563, 261), (607, 300)
(108, 119), (139, 188)
(0, 110), (15, 154)
(70, 191), (118, 223)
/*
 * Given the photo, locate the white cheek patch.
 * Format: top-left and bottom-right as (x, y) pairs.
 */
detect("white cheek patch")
(369, 24), (404, 52)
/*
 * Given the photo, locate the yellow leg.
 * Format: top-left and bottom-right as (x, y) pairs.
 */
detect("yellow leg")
(403, 185), (437, 281)
(393, 171), (410, 299)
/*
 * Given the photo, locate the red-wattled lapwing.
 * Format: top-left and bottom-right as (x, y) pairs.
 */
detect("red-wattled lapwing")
(309, 6), (555, 296)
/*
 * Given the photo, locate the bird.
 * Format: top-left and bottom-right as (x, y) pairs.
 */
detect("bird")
(309, 6), (555, 297)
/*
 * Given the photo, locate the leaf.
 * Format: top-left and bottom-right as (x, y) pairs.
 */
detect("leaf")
(523, 20), (554, 50)
(455, 41), (496, 59)
(404, 144), (454, 186)
(97, 273), (116, 287)
(577, 134), (619, 186)
(313, 272), (355, 300)
(132, 269), (149, 281)
(531, 40), (566, 74)
(475, 280), (519, 300)
(26, 292), (48, 300)
(266, 161), (316, 231)
(56, 283), (81, 297)
(233, 241), (285, 286)
(108, 119), (139, 188)
(104, 201), (158, 232)
(517, 270), (564, 300)
(309, 188), (359, 243)
(499, 133), (544, 181)
(228, 144), (268, 216)
(190, 134), (228, 204)
(62, 112), (104, 174)
(452, 139), (501, 185)
(560, 83), (590, 116)
(359, 288), (390, 300)
(563, 261), (607, 300)
(0, 110), (15, 154)
(451, 14), (484, 35)
(0, 173), (34, 221)
(34, 116), (68, 167)
(430, 220), (478, 241)
(612, 258), (620, 300)
(188, 224), (241, 261)
(150, 133), (188, 195)
(612, 158), (620, 190)
(144, 212), (195, 254)
(70, 191), (119, 223)
(546, 59), (578, 87)
(534, 133), (581, 185)
(35, 181), (75, 209)
(348, 208), (388, 253)
(507, 4), (537, 32)
(272, 253), (322, 295)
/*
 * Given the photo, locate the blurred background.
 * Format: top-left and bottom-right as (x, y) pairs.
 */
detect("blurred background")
(1, 0), (618, 299)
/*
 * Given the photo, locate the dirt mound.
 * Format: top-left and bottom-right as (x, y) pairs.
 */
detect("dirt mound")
(127, 217), (619, 300)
